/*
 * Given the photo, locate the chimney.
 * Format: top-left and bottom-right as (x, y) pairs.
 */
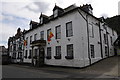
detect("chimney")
(80, 4), (93, 15)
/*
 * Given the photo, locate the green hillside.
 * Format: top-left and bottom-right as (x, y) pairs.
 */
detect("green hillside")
(105, 15), (120, 34)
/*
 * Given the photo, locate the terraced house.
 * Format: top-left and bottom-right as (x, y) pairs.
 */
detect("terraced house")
(9, 4), (118, 68)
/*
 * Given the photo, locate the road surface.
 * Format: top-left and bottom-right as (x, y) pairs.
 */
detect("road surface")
(2, 56), (120, 79)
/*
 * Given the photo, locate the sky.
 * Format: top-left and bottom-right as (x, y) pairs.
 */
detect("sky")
(0, 0), (120, 48)
(118, 1), (120, 15)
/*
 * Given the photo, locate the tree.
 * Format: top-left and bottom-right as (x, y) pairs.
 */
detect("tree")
(105, 15), (120, 35)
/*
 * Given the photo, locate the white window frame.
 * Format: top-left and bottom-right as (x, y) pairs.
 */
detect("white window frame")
(40, 31), (44, 40)
(56, 46), (61, 56)
(53, 9), (58, 18)
(67, 44), (73, 57)
(104, 34), (107, 44)
(30, 36), (32, 43)
(47, 47), (51, 57)
(34, 34), (37, 41)
(90, 44), (95, 58)
(105, 46), (108, 56)
(56, 25), (61, 39)
(89, 23), (94, 38)
(47, 29), (51, 40)
(66, 21), (73, 37)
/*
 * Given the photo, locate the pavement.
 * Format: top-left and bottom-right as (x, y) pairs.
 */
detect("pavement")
(2, 56), (120, 79)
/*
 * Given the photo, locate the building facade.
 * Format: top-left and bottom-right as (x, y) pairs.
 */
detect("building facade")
(0, 46), (7, 55)
(0, 46), (9, 64)
(22, 4), (118, 68)
(114, 35), (120, 55)
(8, 28), (24, 63)
(7, 4), (118, 67)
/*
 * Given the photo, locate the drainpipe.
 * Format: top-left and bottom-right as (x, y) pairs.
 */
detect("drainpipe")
(86, 15), (91, 65)
(77, 9), (91, 65)
(31, 46), (34, 66)
(106, 28), (110, 57)
(98, 22), (103, 58)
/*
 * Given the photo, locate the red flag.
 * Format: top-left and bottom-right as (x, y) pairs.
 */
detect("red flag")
(49, 32), (54, 38)
(47, 32), (54, 42)
(47, 37), (51, 42)
(24, 40), (27, 46)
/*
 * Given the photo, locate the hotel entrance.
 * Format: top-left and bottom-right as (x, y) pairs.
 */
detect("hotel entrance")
(31, 40), (46, 67)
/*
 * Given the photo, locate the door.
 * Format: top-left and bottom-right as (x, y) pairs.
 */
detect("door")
(34, 49), (38, 66)
(38, 47), (44, 67)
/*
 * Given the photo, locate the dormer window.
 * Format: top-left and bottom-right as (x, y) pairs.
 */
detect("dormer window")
(53, 5), (64, 18)
(30, 24), (32, 29)
(40, 17), (43, 24)
(39, 13), (49, 24)
(53, 9), (58, 18)
(29, 20), (38, 29)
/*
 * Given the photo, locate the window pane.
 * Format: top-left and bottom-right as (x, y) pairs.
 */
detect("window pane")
(40, 31), (44, 40)
(13, 53), (16, 58)
(56, 46), (61, 56)
(105, 46), (108, 56)
(29, 50), (32, 58)
(25, 50), (28, 58)
(66, 22), (73, 37)
(34, 34), (37, 41)
(89, 24), (94, 38)
(110, 36), (112, 45)
(104, 34), (107, 44)
(54, 10), (58, 18)
(56, 25), (61, 39)
(17, 52), (20, 58)
(47, 29), (51, 40)
(47, 47), (51, 57)
(26, 37), (28, 46)
(30, 36), (32, 43)
(35, 49), (37, 56)
(67, 44), (73, 57)
(40, 17), (43, 24)
(90, 45), (95, 58)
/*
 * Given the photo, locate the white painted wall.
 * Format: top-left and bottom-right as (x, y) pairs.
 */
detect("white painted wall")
(99, 22), (118, 59)
(24, 10), (90, 67)
(88, 16), (102, 64)
(24, 8), (118, 67)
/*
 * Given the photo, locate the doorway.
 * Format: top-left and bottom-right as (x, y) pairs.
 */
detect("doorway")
(37, 47), (45, 67)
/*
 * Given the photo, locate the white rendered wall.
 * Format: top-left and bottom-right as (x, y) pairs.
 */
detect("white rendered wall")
(24, 10), (90, 67)
(24, 9), (118, 67)
(88, 16), (102, 64)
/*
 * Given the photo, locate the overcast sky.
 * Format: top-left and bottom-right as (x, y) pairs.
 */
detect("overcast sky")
(0, 0), (119, 48)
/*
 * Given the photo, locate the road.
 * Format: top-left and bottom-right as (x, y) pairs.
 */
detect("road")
(2, 64), (103, 78)
(1, 56), (120, 79)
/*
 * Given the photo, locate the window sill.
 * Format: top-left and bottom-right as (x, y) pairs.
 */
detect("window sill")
(56, 39), (61, 40)
(46, 56), (51, 59)
(65, 56), (73, 59)
(24, 56), (27, 59)
(40, 38), (44, 40)
(54, 56), (61, 59)
(33, 56), (37, 59)
(12, 57), (16, 59)
(66, 35), (73, 38)
(56, 39), (60, 43)
(17, 57), (22, 59)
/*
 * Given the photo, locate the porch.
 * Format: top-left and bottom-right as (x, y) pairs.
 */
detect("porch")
(30, 40), (46, 67)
